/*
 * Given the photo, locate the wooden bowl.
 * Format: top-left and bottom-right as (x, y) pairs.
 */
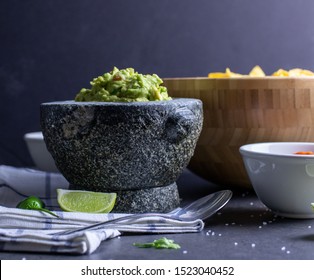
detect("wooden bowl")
(163, 77), (314, 188)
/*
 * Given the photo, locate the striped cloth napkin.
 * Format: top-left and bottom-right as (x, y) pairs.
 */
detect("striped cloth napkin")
(0, 165), (204, 255)
(0, 165), (69, 209)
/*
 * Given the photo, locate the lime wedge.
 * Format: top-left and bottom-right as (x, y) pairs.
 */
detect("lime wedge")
(311, 203), (314, 210)
(57, 189), (117, 213)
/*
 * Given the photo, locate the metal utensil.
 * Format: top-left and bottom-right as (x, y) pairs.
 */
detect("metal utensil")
(54, 189), (232, 235)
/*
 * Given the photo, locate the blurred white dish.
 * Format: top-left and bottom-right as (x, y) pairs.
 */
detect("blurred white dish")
(24, 131), (59, 173)
(240, 142), (314, 219)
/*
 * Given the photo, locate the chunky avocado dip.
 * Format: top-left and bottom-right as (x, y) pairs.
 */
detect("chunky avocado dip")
(75, 67), (171, 102)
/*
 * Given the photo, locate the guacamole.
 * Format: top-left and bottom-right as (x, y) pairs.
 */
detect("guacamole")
(75, 67), (171, 102)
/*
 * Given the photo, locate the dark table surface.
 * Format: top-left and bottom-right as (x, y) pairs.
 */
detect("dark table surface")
(1, 169), (314, 260)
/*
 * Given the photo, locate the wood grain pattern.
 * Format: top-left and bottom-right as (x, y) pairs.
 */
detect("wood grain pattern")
(163, 77), (314, 188)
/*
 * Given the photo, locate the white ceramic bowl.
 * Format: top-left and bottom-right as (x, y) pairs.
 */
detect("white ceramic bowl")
(24, 131), (59, 173)
(240, 142), (314, 218)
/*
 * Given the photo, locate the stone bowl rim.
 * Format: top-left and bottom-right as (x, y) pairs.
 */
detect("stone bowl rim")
(40, 98), (201, 107)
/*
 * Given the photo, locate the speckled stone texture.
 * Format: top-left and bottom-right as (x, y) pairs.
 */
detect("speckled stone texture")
(40, 99), (203, 212)
(70, 182), (179, 213)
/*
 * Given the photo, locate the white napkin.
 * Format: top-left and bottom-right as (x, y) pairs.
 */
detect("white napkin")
(0, 165), (204, 255)
(0, 206), (120, 254)
(0, 165), (69, 209)
(0, 206), (203, 254)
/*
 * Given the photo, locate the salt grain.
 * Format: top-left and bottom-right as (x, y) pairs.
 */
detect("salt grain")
(251, 243), (256, 248)
(281, 246), (286, 251)
(308, 225), (312, 229)
(234, 242), (238, 246)
(183, 250), (188, 254)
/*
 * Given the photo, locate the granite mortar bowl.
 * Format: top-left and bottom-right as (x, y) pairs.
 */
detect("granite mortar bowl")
(40, 98), (203, 213)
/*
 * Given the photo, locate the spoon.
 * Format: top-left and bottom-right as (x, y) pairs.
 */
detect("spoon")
(55, 189), (232, 235)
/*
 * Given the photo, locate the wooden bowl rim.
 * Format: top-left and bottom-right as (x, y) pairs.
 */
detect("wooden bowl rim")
(163, 77), (314, 81)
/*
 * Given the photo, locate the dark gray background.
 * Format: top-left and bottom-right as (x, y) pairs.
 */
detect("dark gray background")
(1, 0), (314, 167)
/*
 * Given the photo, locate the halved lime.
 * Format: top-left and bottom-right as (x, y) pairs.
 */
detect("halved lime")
(57, 189), (117, 213)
